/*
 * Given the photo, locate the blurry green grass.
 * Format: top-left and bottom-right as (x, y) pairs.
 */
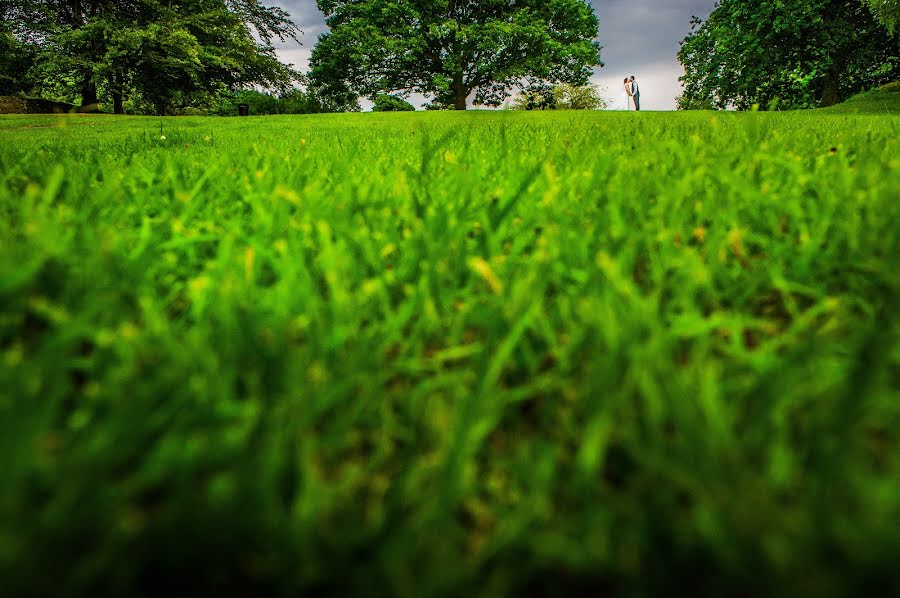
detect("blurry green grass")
(0, 104), (899, 597)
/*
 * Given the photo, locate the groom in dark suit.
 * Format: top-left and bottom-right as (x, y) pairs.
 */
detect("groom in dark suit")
(630, 76), (641, 111)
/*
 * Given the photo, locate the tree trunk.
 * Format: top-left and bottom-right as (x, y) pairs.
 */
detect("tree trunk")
(451, 75), (467, 110)
(113, 92), (124, 115)
(820, 68), (841, 107)
(80, 81), (99, 113)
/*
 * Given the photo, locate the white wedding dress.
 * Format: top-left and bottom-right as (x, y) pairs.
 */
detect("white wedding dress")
(616, 86), (632, 111)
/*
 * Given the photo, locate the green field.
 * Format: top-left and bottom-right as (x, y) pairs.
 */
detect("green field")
(1, 97), (899, 596)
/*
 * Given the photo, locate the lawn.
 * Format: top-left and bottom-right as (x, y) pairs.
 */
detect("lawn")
(1, 100), (898, 596)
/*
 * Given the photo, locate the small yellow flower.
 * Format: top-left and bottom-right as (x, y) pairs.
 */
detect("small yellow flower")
(693, 227), (707, 243)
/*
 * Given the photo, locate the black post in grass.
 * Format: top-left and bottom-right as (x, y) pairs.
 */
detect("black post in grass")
(238, 104), (249, 117)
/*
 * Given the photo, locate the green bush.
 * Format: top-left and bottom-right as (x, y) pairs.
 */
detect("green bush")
(511, 84), (556, 110)
(372, 94), (415, 112)
(178, 107), (208, 116)
(511, 84), (605, 111)
(552, 83), (606, 110)
(279, 88), (326, 114)
(211, 89), (346, 116)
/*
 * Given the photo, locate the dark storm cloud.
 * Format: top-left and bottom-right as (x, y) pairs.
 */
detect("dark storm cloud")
(269, 0), (717, 110)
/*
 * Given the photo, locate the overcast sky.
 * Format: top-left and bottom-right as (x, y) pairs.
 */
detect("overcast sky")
(270, 0), (717, 111)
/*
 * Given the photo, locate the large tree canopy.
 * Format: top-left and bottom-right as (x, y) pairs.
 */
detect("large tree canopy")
(678, 0), (900, 110)
(864, 0), (900, 34)
(1, 0), (301, 114)
(310, 0), (602, 110)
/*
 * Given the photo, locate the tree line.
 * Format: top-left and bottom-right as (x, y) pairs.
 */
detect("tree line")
(2, 0), (897, 114)
(1, 0), (604, 114)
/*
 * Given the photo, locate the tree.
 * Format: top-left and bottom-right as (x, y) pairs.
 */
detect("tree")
(864, 0), (900, 34)
(1, 0), (301, 114)
(310, 0), (602, 111)
(678, 0), (900, 110)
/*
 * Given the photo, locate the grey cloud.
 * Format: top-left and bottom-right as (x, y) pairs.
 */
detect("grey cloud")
(271, 0), (324, 32)
(591, 0), (716, 109)
(269, 0), (717, 109)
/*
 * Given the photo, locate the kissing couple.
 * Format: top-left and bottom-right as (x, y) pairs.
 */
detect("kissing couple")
(621, 76), (640, 111)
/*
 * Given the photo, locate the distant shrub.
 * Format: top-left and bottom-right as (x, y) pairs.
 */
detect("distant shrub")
(881, 81), (900, 92)
(512, 83), (606, 111)
(279, 89), (325, 114)
(372, 94), (415, 112)
(552, 83), (607, 110)
(210, 88), (353, 116)
(511, 84), (556, 110)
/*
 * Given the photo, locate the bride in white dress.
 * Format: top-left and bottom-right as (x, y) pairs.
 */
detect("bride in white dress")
(616, 77), (633, 110)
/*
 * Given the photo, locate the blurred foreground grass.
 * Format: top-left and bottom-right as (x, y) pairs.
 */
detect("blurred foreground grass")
(1, 102), (899, 596)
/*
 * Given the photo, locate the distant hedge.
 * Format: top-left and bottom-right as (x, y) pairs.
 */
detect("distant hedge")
(212, 89), (336, 117)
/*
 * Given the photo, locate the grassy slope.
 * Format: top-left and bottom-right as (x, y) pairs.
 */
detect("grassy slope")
(822, 82), (900, 113)
(0, 106), (898, 596)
